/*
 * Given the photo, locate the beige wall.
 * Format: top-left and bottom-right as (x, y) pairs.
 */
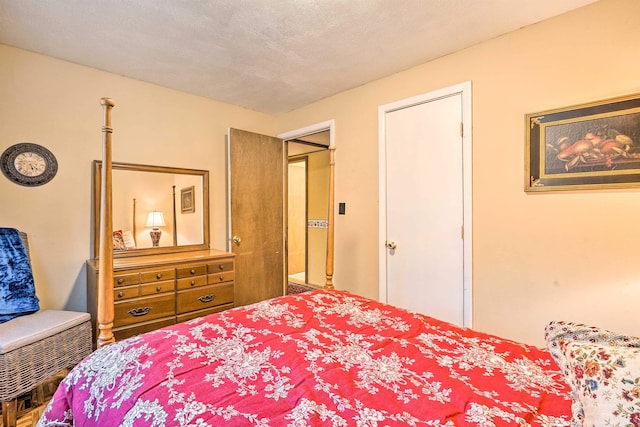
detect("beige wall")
(276, 0), (640, 345)
(3, 0), (639, 347)
(0, 44), (276, 312)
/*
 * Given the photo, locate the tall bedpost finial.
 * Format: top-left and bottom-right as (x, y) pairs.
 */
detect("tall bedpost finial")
(100, 98), (115, 133)
(97, 97), (115, 348)
(325, 145), (336, 290)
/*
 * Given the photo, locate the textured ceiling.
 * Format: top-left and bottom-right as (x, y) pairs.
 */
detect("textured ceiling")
(0, 0), (597, 114)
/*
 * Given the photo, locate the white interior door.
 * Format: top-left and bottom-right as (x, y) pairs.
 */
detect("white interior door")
(379, 82), (472, 327)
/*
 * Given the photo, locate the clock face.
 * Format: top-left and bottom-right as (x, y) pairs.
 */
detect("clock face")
(1, 143), (58, 186)
(14, 152), (46, 177)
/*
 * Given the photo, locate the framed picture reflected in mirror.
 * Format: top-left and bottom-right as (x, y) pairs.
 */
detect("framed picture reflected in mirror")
(181, 185), (195, 213)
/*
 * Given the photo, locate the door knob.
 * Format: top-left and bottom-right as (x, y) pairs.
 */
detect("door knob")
(385, 241), (397, 250)
(232, 235), (242, 246)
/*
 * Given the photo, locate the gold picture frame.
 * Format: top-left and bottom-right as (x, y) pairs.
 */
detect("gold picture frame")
(525, 93), (640, 192)
(180, 186), (195, 213)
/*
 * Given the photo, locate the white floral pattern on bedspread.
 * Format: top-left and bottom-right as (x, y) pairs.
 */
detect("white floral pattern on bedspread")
(38, 290), (572, 426)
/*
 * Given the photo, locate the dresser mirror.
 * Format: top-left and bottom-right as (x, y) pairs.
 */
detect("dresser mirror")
(93, 161), (210, 258)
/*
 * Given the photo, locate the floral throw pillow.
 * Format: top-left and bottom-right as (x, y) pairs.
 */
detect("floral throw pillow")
(564, 342), (640, 427)
(545, 321), (640, 426)
(112, 230), (126, 251)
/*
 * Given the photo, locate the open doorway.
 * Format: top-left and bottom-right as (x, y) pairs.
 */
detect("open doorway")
(286, 131), (330, 290)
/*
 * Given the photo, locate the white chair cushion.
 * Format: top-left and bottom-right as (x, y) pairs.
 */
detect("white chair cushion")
(0, 309), (90, 354)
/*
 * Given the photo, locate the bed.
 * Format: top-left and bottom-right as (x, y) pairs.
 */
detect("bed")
(39, 289), (574, 426)
(37, 98), (582, 426)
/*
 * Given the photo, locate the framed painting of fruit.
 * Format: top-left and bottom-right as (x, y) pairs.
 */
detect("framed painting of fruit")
(525, 93), (640, 191)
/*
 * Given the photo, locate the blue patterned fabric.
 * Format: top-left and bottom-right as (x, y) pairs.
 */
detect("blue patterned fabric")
(0, 228), (39, 323)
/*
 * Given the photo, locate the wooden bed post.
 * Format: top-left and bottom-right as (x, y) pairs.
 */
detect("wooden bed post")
(325, 146), (336, 289)
(97, 97), (115, 348)
(172, 185), (178, 246)
(132, 198), (137, 240)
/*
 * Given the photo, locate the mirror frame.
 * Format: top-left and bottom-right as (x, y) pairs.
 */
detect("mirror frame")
(93, 161), (210, 258)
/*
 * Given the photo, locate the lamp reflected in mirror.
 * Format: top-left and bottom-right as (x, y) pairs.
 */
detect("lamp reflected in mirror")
(146, 211), (166, 247)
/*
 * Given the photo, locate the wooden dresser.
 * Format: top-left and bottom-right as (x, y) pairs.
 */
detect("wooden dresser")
(87, 249), (235, 341)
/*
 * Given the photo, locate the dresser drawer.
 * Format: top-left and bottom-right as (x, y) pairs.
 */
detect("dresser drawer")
(207, 260), (234, 273)
(114, 293), (176, 327)
(140, 279), (175, 296)
(177, 283), (234, 314)
(176, 275), (207, 290)
(207, 271), (235, 284)
(114, 273), (139, 287)
(176, 265), (206, 279)
(87, 250), (235, 342)
(113, 317), (176, 341)
(140, 268), (176, 283)
(176, 304), (234, 323)
(114, 285), (139, 301)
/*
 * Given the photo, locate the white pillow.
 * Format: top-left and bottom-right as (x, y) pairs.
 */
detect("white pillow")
(122, 230), (136, 250)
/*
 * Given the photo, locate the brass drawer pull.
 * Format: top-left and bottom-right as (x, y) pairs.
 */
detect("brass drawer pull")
(128, 307), (151, 317)
(156, 273), (162, 279)
(117, 291), (124, 298)
(218, 264), (225, 271)
(219, 276), (224, 281)
(198, 294), (216, 303)
(156, 286), (162, 292)
(117, 278), (124, 285)
(190, 269), (196, 275)
(190, 280), (196, 286)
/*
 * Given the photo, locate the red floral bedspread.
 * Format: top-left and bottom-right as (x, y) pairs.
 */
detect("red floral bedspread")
(38, 290), (572, 426)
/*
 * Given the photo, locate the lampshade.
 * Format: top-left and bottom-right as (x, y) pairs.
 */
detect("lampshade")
(145, 211), (166, 228)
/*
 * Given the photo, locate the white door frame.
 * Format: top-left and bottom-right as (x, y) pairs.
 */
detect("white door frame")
(278, 120), (335, 146)
(378, 82), (473, 327)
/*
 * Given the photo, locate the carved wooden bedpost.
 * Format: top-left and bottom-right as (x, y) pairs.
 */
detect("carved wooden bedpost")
(97, 97), (115, 348)
(325, 146), (336, 289)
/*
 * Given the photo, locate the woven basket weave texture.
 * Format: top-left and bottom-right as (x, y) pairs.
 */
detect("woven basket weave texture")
(0, 320), (92, 401)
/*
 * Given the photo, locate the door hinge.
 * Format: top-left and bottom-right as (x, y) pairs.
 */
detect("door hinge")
(461, 225), (464, 239)
(460, 122), (464, 137)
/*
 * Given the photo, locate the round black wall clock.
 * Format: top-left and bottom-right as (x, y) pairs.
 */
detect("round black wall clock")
(1, 143), (58, 186)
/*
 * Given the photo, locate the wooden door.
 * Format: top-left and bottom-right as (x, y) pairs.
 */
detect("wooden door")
(228, 128), (285, 306)
(379, 83), (472, 327)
